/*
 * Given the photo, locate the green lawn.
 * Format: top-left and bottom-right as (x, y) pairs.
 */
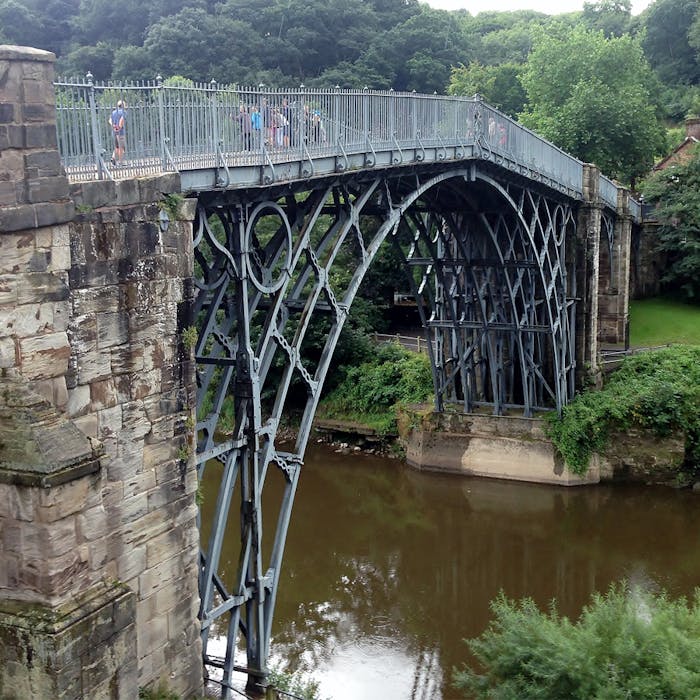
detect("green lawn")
(629, 298), (700, 346)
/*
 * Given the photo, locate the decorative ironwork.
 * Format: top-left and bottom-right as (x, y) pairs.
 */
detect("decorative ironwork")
(193, 165), (578, 696)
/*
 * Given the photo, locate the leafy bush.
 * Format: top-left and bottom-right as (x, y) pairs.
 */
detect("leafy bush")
(454, 584), (700, 699)
(318, 342), (434, 435)
(546, 346), (700, 475)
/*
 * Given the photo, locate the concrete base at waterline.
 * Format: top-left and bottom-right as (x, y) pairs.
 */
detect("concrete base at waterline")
(0, 581), (137, 700)
(401, 410), (600, 486)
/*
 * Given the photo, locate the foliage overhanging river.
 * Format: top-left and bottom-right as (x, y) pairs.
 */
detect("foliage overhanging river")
(200, 442), (700, 699)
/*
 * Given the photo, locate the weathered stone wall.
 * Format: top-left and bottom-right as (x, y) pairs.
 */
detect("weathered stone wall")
(66, 177), (202, 695)
(575, 164), (602, 384)
(0, 45), (201, 698)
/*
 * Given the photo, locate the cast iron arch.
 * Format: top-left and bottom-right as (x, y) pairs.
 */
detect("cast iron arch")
(192, 167), (577, 696)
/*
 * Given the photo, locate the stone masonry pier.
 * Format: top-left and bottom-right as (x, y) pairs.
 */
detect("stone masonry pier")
(0, 46), (201, 698)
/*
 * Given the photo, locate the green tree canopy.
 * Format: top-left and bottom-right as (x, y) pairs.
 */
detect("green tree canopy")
(582, 0), (632, 37)
(519, 25), (665, 184)
(642, 147), (700, 301)
(448, 62), (526, 117)
(644, 0), (700, 85)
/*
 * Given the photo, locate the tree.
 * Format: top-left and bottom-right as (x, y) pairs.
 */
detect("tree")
(519, 25), (666, 184)
(643, 0), (700, 85)
(360, 7), (472, 92)
(448, 62), (526, 117)
(57, 42), (114, 80)
(642, 147), (700, 301)
(582, 0), (632, 37)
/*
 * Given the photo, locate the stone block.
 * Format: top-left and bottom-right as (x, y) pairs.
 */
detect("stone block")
(48, 243), (71, 272)
(89, 377), (119, 411)
(75, 346), (112, 384)
(24, 122), (58, 149)
(120, 492), (149, 525)
(33, 376), (68, 409)
(98, 405), (123, 438)
(0, 123), (24, 150)
(111, 343), (144, 375)
(116, 545), (147, 582)
(24, 150), (61, 176)
(18, 331), (70, 380)
(0, 180), (17, 206)
(23, 517), (76, 558)
(122, 470), (156, 499)
(71, 413), (98, 438)
(0, 275), (18, 305)
(21, 102), (54, 123)
(121, 509), (171, 549)
(121, 400), (151, 440)
(71, 286), (122, 317)
(27, 175), (68, 204)
(0, 336), (18, 368)
(77, 505), (108, 542)
(0, 203), (36, 233)
(143, 442), (176, 472)
(16, 271), (70, 304)
(96, 310), (129, 349)
(130, 368), (162, 401)
(0, 301), (54, 337)
(0, 102), (16, 123)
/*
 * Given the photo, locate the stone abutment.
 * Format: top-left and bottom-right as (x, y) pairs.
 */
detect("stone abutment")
(0, 45), (201, 699)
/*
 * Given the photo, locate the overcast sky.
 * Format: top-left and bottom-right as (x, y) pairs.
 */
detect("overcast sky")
(426, 0), (652, 16)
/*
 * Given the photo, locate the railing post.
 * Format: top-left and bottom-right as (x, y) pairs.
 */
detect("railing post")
(298, 83), (306, 159)
(210, 78), (219, 157)
(258, 83), (266, 157)
(85, 71), (104, 180)
(389, 87), (395, 142)
(412, 89), (417, 141)
(363, 85), (369, 143)
(334, 84), (340, 146)
(156, 74), (167, 170)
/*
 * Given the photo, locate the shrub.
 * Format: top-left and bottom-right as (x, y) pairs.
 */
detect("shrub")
(454, 584), (700, 699)
(318, 342), (434, 435)
(546, 346), (700, 475)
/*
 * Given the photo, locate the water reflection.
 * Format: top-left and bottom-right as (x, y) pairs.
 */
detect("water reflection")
(201, 443), (700, 699)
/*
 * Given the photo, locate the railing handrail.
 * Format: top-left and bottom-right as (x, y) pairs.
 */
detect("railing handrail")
(52, 76), (640, 219)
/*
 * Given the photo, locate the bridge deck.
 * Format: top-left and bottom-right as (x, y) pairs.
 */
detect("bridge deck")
(53, 80), (640, 219)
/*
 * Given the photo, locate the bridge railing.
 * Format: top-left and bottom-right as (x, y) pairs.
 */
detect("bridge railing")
(53, 76), (641, 217)
(599, 175), (619, 210)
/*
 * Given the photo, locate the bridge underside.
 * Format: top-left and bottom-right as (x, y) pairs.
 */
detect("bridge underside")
(192, 164), (577, 695)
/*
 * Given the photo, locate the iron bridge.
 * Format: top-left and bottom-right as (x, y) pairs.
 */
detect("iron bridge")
(54, 79), (640, 698)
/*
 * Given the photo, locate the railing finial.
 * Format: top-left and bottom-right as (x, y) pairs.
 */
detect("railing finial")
(86, 71), (93, 86)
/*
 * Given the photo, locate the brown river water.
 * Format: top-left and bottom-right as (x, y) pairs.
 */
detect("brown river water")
(201, 442), (700, 700)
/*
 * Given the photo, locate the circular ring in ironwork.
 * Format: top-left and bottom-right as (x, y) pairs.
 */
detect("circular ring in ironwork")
(244, 202), (293, 294)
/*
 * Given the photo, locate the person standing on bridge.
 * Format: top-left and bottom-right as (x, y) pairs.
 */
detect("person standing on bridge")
(109, 100), (126, 166)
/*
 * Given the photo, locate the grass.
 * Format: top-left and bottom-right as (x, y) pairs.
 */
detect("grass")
(629, 297), (700, 346)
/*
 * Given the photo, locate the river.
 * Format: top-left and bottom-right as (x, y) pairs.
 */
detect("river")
(200, 442), (700, 700)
